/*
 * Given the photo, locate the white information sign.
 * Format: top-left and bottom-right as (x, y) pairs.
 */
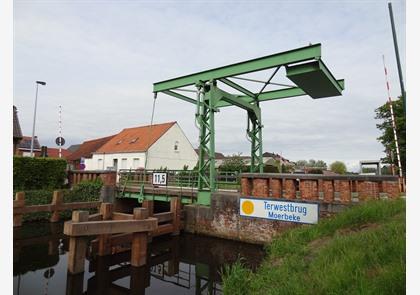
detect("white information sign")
(152, 172), (168, 186)
(240, 198), (319, 224)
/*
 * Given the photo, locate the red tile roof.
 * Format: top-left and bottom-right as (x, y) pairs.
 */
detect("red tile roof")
(67, 135), (115, 161)
(47, 148), (72, 159)
(96, 122), (176, 154)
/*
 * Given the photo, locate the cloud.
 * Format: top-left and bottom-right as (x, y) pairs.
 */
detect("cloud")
(13, 0), (405, 166)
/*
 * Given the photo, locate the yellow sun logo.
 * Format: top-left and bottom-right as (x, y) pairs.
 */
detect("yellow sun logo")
(242, 200), (254, 215)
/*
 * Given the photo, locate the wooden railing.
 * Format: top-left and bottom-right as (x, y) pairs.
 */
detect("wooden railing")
(13, 191), (102, 227)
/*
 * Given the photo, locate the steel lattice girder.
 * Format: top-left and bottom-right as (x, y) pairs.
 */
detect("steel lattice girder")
(215, 79), (344, 108)
(153, 43), (323, 92)
(153, 43), (344, 103)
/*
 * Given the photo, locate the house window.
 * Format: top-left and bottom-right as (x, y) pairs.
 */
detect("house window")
(97, 159), (103, 170)
(121, 158), (127, 169)
(133, 158), (140, 169)
(174, 141), (179, 152)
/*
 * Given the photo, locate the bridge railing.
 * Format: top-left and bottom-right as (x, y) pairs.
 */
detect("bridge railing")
(117, 169), (240, 192)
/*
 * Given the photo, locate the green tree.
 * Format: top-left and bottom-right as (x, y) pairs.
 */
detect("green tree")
(295, 159), (327, 169)
(329, 161), (347, 175)
(375, 96), (405, 174)
(218, 153), (246, 172)
(281, 164), (293, 173)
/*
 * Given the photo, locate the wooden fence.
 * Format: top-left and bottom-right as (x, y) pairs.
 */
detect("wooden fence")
(13, 191), (102, 227)
(68, 170), (117, 187)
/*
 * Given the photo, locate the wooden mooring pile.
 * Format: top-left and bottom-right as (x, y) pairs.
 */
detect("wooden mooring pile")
(64, 197), (181, 274)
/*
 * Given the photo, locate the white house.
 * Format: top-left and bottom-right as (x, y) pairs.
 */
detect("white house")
(84, 122), (198, 171)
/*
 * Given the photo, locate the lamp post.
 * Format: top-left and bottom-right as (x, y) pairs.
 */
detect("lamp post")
(30, 80), (46, 157)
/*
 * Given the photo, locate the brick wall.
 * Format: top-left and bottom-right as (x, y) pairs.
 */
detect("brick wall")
(241, 173), (401, 204)
(300, 180), (318, 200)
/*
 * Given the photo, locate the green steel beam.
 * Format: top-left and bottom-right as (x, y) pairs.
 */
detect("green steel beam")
(219, 78), (256, 98)
(211, 85), (261, 121)
(162, 90), (197, 104)
(153, 43), (322, 92)
(216, 79), (345, 107)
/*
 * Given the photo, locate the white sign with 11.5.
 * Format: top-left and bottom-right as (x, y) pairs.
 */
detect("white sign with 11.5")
(152, 172), (168, 186)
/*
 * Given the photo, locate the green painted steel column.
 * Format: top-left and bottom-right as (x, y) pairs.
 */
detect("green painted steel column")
(258, 119), (264, 173)
(197, 85), (206, 191)
(250, 119), (256, 173)
(196, 83), (213, 205)
(208, 85), (216, 193)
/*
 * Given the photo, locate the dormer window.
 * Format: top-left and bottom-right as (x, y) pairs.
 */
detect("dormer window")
(130, 137), (139, 144)
(116, 139), (124, 145)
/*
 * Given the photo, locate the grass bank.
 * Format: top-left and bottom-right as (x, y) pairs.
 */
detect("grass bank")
(222, 199), (405, 295)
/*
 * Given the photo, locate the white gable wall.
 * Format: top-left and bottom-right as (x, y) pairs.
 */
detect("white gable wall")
(146, 123), (198, 170)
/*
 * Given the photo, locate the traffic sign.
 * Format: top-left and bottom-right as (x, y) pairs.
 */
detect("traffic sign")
(55, 137), (65, 146)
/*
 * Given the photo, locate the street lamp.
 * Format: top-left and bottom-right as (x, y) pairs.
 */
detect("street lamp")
(30, 80), (46, 157)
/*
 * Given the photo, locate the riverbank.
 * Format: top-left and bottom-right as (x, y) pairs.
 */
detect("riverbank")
(222, 199), (405, 294)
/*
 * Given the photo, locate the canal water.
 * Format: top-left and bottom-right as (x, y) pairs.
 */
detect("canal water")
(14, 221), (265, 294)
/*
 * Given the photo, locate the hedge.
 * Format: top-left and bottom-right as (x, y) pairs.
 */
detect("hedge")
(13, 156), (67, 190)
(15, 179), (103, 222)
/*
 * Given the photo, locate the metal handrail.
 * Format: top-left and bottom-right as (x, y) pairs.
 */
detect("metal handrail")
(117, 169), (240, 192)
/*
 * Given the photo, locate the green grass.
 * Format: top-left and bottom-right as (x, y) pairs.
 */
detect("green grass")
(222, 199), (405, 295)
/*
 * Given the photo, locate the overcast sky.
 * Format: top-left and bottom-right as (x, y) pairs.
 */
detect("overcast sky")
(13, 0), (406, 171)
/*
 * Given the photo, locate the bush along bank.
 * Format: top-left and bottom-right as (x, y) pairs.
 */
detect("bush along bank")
(13, 156), (67, 191)
(15, 179), (103, 222)
(222, 199), (405, 295)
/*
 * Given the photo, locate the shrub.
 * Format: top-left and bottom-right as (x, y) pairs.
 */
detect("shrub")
(65, 179), (103, 202)
(329, 161), (348, 175)
(18, 189), (54, 221)
(13, 156), (67, 190)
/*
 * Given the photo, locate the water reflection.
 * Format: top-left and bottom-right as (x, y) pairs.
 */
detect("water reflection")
(14, 222), (264, 294)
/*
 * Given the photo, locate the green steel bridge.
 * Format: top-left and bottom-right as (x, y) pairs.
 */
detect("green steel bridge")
(148, 43), (344, 205)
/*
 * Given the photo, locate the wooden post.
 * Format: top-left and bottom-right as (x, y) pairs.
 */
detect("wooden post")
(98, 203), (113, 256)
(131, 208), (148, 267)
(68, 211), (89, 274)
(95, 255), (111, 295)
(65, 272), (84, 295)
(48, 239), (59, 256)
(170, 197), (181, 236)
(167, 236), (180, 276)
(13, 192), (25, 227)
(142, 200), (154, 217)
(50, 190), (64, 222)
(130, 265), (147, 295)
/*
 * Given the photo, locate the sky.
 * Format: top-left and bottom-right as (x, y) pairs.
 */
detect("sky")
(13, 0), (406, 172)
